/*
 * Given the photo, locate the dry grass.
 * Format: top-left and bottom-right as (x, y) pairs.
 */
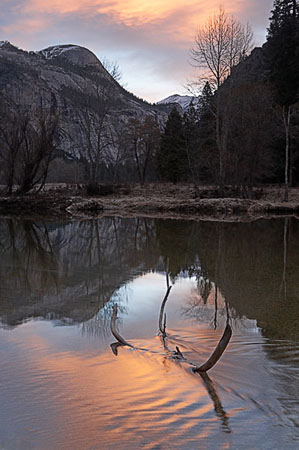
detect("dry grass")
(1, 183), (299, 221)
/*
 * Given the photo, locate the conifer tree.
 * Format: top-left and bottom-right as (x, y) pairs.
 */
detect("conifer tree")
(266, 0), (299, 200)
(183, 102), (201, 186)
(156, 107), (187, 183)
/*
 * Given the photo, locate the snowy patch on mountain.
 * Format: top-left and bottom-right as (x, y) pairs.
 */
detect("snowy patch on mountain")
(39, 45), (81, 59)
(38, 44), (100, 67)
(157, 94), (199, 111)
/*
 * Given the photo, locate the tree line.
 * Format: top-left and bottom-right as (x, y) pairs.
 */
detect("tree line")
(156, 1), (299, 199)
(0, 0), (298, 198)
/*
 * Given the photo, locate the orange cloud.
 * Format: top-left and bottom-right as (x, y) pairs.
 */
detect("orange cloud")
(22, 0), (244, 31)
(1, 0), (272, 101)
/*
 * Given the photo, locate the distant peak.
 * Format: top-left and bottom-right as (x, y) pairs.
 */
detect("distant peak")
(0, 40), (17, 50)
(157, 94), (199, 111)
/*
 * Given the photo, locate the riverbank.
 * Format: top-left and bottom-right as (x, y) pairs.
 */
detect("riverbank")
(1, 183), (299, 221)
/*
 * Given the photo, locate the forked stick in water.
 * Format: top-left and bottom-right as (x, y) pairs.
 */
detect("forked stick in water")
(110, 283), (232, 373)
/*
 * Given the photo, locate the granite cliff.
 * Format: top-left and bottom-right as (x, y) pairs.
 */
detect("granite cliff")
(0, 41), (169, 168)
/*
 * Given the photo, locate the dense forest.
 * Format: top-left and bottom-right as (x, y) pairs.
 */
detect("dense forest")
(0, 0), (299, 200)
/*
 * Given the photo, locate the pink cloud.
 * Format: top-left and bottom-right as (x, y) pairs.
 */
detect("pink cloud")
(0, 0), (274, 101)
(18, 1), (272, 39)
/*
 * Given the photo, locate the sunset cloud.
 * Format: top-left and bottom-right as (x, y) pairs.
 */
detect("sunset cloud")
(0, 0), (274, 101)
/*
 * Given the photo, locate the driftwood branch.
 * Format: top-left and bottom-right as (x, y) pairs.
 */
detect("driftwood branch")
(158, 285), (172, 336)
(110, 274), (232, 373)
(109, 278), (232, 431)
(110, 304), (133, 349)
(157, 274), (232, 373)
(193, 323), (232, 373)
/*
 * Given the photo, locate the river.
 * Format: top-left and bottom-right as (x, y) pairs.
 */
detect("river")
(0, 217), (298, 449)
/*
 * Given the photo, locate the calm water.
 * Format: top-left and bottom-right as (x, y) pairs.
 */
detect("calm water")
(0, 217), (299, 450)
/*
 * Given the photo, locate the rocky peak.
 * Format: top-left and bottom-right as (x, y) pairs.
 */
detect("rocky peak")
(0, 41), (169, 168)
(38, 44), (101, 67)
(157, 94), (199, 112)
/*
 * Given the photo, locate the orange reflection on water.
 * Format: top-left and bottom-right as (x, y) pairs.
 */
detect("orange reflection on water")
(21, 335), (219, 449)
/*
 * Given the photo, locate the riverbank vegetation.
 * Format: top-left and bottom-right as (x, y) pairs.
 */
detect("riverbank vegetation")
(0, 1), (299, 206)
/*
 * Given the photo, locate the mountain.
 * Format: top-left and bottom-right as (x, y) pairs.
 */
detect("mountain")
(157, 94), (199, 111)
(0, 41), (170, 167)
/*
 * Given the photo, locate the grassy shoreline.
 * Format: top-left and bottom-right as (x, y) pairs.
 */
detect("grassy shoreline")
(1, 183), (299, 221)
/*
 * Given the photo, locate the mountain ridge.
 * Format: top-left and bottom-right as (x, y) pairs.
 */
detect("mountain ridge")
(0, 41), (171, 169)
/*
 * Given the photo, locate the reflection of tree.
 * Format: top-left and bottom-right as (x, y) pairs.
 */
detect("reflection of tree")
(155, 217), (299, 341)
(196, 219), (299, 341)
(156, 219), (198, 279)
(1, 216), (299, 341)
(280, 217), (288, 300)
(0, 219), (60, 290)
(0, 217), (159, 328)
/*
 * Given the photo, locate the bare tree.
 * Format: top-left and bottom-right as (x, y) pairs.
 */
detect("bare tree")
(78, 64), (120, 185)
(191, 6), (253, 90)
(17, 111), (59, 193)
(123, 116), (160, 185)
(0, 108), (29, 194)
(190, 7), (253, 189)
(0, 100), (59, 194)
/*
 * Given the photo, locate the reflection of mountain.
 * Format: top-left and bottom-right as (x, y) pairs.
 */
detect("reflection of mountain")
(0, 218), (160, 327)
(1, 217), (298, 341)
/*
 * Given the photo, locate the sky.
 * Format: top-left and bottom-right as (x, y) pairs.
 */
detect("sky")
(0, 0), (274, 102)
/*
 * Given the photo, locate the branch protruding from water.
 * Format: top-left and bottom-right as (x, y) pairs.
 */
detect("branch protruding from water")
(193, 323), (232, 373)
(110, 304), (134, 353)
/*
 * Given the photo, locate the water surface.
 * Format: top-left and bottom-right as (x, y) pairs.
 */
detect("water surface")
(0, 217), (298, 449)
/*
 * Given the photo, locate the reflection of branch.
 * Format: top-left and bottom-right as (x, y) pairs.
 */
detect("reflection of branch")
(280, 217), (288, 300)
(199, 372), (230, 433)
(213, 284), (218, 330)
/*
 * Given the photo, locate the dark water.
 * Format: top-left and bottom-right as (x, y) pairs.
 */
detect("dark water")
(0, 217), (298, 449)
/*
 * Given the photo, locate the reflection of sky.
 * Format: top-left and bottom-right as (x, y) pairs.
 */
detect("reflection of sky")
(114, 272), (200, 338)
(0, 0), (273, 101)
(0, 272), (299, 449)
(114, 272), (260, 339)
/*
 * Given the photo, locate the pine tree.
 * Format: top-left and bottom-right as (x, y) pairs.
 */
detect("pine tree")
(266, 0), (299, 200)
(156, 107), (187, 183)
(183, 102), (201, 186)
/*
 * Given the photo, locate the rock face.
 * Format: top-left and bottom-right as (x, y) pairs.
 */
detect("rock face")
(229, 46), (267, 84)
(0, 41), (170, 163)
